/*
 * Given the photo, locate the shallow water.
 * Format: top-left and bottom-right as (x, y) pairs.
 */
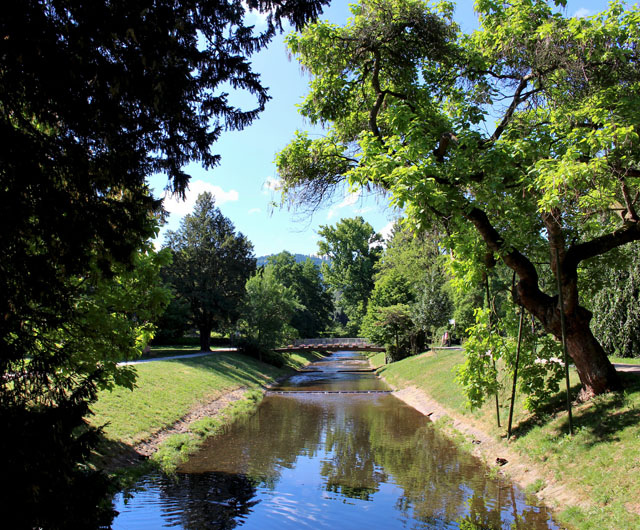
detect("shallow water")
(113, 352), (558, 529)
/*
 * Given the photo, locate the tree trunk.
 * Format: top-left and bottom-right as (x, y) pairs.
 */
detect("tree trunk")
(466, 206), (626, 399)
(565, 318), (622, 400)
(199, 326), (211, 352)
(518, 285), (622, 399)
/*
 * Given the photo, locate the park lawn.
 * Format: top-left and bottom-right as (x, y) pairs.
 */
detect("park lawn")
(91, 350), (322, 445)
(378, 349), (640, 530)
(609, 356), (640, 365)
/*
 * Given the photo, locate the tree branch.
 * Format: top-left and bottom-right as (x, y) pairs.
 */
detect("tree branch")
(620, 176), (639, 222)
(484, 73), (534, 145)
(565, 219), (640, 269)
(369, 49), (385, 142)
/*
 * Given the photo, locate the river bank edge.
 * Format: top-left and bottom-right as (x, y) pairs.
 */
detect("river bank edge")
(370, 349), (640, 530)
(95, 350), (326, 489)
(385, 383), (579, 524)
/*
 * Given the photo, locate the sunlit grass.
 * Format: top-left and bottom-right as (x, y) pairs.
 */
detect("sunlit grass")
(609, 356), (640, 365)
(91, 351), (322, 444)
(378, 349), (640, 529)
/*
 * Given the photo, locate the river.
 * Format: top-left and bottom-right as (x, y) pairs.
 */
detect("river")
(112, 351), (559, 529)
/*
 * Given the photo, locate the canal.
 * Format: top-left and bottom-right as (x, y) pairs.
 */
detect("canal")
(112, 351), (559, 529)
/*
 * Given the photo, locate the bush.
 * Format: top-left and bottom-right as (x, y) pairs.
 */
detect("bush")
(236, 338), (285, 367)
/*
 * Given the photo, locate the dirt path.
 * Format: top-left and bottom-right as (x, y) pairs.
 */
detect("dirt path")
(614, 363), (640, 374)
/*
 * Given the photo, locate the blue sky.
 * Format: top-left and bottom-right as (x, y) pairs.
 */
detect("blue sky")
(149, 0), (628, 257)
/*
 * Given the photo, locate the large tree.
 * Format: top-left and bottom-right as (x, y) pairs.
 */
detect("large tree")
(238, 265), (301, 358)
(317, 217), (383, 333)
(2, 1), (328, 523)
(276, 0), (640, 398)
(164, 192), (256, 351)
(266, 251), (333, 337)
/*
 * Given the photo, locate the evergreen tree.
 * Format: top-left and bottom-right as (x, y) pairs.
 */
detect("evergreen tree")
(164, 193), (256, 351)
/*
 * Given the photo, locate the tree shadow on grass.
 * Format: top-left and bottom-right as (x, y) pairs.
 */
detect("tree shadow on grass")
(510, 372), (640, 444)
(172, 352), (280, 388)
(555, 372), (640, 447)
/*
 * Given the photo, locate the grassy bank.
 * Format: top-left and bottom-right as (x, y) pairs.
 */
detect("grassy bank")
(91, 350), (323, 474)
(376, 349), (640, 530)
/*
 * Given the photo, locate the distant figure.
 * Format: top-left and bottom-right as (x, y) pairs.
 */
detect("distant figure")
(442, 331), (450, 347)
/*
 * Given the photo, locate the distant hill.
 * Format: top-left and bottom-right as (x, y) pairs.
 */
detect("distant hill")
(256, 253), (329, 268)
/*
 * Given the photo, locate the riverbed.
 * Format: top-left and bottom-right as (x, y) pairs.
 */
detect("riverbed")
(112, 351), (558, 529)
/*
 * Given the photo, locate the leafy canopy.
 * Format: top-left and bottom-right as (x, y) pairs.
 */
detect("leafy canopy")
(277, 0), (640, 397)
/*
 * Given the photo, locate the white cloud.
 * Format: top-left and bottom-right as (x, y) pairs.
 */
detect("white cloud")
(379, 220), (395, 241)
(162, 179), (239, 216)
(573, 8), (592, 18)
(248, 207), (261, 215)
(355, 206), (374, 215)
(327, 190), (362, 219)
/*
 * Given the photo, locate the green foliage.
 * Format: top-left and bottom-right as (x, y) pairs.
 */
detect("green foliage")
(278, 0), (640, 396)
(317, 217), (383, 333)
(71, 247), (172, 390)
(266, 251), (333, 337)
(238, 265), (302, 357)
(457, 307), (564, 413)
(411, 268), (453, 341)
(164, 192), (256, 351)
(154, 296), (192, 343)
(591, 243), (640, 358)
(2, 1), (329, 523)
(363, 304), (415, 362)
(360, 267), (424, 358)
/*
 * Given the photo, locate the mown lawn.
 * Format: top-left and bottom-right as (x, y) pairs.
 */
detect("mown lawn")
(91, 350), (322, 445)
(378, 349), (640, 530)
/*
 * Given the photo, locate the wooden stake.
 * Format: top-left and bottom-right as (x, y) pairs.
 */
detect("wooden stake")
(554, 247), (574, 436)
(507, 309), (525, 440)
(485, 274), (501, 428)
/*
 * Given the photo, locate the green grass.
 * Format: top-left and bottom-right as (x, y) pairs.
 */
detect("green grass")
(366, 351), (386, 369)
(609, 356), (640, 365)
(92, 350), (323, 445)
(378, 349), (640, 530)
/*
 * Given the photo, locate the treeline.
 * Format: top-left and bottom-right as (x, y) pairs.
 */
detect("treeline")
(322, 216), (640, 415)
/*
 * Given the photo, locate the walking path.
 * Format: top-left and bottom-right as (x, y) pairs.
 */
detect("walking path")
(613, 363), (640, 374)
(119, 348), (236, 366)
(120, 347), (639, 376)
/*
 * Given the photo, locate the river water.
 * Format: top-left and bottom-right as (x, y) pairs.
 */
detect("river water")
(112, 352), (559, 529)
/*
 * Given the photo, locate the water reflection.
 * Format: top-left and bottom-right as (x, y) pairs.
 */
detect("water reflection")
(113, 352), (558, 529)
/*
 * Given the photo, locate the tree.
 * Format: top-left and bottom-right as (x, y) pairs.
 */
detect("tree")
(360, 270), (418, 356)
(276, 0), (640, 398)
(372, 221), (453, 344)
(154, 296), (193, 343)
(266, 251), (333, 337)
(591, 243), (640, 358)
(412, 269), (453, 344)
(365, 304), (415, 362)
(164, 192), (255, 352)
(2, 1), (328, 523)
(317, 217), (383, 334)
(238, 266), (301, 359)
(4, 243), (171, 528)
